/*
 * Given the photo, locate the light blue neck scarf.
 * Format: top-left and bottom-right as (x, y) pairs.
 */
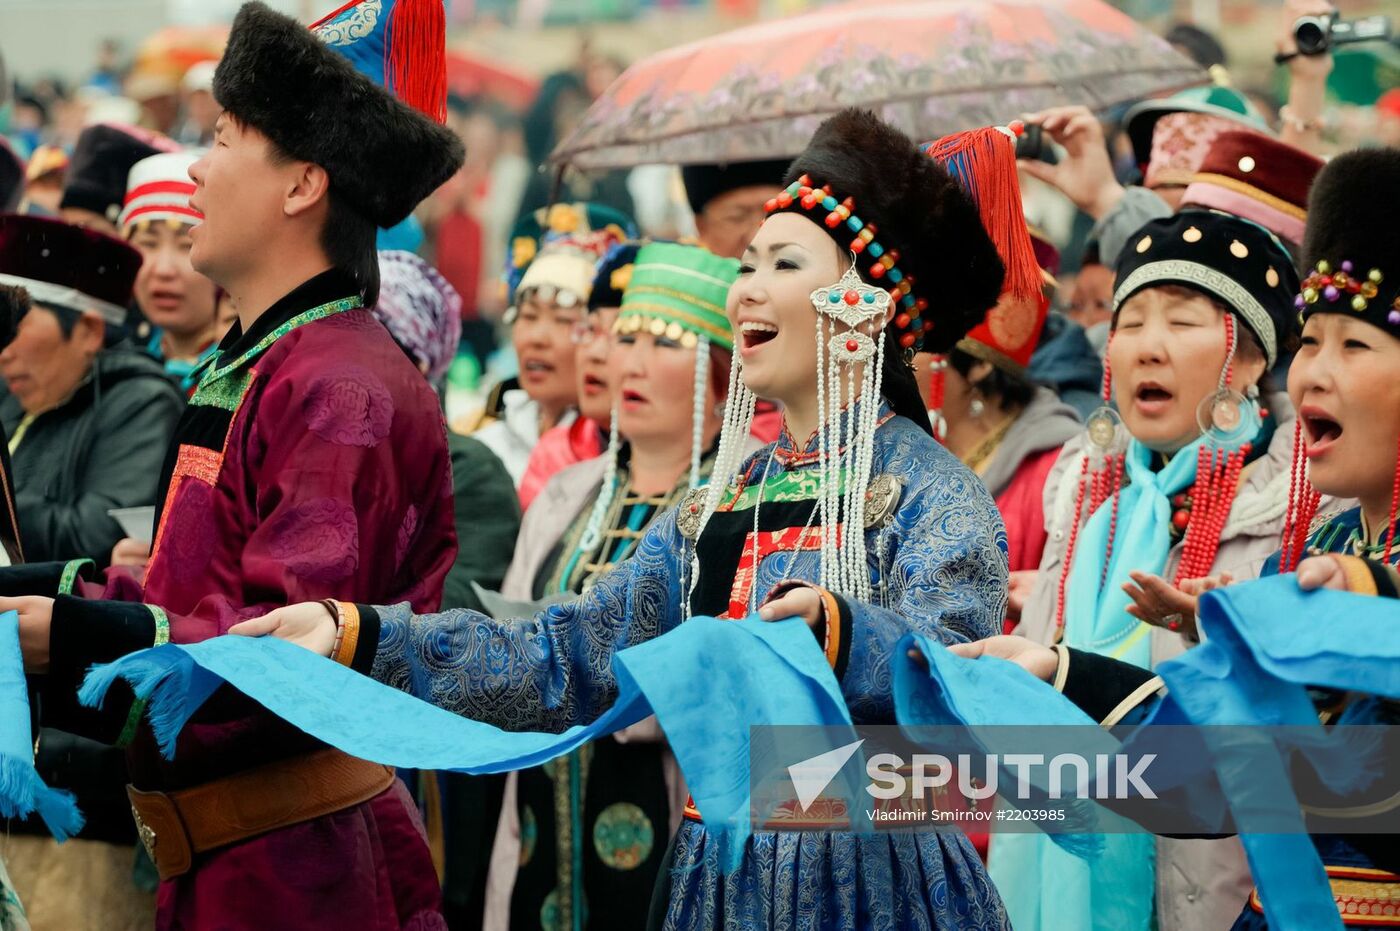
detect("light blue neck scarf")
(1063, 400), (1262, 667)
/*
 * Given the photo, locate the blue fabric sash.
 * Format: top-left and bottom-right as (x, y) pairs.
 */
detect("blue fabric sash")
(79, 615), (851, 871)
(897, 575), (1399, 931)
(0, 610), (82, 840)
(895, 628), (1152, 931)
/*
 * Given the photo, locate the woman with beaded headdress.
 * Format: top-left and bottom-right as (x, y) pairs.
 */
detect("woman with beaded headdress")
(485, 242), (745, 931)
(947, 147), (1400, 931)
(243, 108), (1013, 928)
(467, 202), (635, 487)
(1007, 207), (1305, 930)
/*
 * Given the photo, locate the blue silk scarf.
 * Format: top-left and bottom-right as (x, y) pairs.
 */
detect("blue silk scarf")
(0, 610), (82, 840)
(79, 615), (852, 871)
(897, 575), (1399, 931)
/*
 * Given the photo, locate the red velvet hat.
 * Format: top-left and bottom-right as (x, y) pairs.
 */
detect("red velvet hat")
(0, 214), (141, 325)
(1181, 131), (1322, 252)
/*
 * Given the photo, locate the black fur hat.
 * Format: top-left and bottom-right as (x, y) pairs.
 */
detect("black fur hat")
(682, 160), (789, 215)
(1299, 148), (1400, 341)
(767, 109), (1003, 354)
(59, 124), (172, 224)
(213, 2), (464, 229)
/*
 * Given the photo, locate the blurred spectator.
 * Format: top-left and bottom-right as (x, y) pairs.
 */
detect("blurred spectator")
(86, 39), (126, 96)
(0, 215), (182, 564)
(1375, 88), (1400, 149)
(422, 95), (527, 365)
(467, 203), (633, 485)
(176, 61), (219, 147)
(18, 146), (68, 216)
(681, 160), (787, 260)
(121, 151), (219, 396)
(9, 93), (50, 157)
(1065, 255), (1113, 333)
(125, 71), (180, 136)
(515, 72), (635, 224)
(0, 139), (22, 212)
(59, 123), (178, 235)
(516, 241), (637, 511)
(374, 249), (519, 612)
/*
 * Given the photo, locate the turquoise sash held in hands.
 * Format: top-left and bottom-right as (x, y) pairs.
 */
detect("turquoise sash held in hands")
(0, 610), (83, 840)
(79, 615), (852, 871)
(896, 576), (1400, 931)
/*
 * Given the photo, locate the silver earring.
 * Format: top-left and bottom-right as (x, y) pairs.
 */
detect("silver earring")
(969, 396), (985, 419)
(810, 260), (890, 365)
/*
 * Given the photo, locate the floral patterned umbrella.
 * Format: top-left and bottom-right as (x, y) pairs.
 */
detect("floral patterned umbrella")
(550, 0), (1206, 170)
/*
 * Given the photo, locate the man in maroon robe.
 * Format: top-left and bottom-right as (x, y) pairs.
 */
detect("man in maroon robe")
(4, 2), (464, 927)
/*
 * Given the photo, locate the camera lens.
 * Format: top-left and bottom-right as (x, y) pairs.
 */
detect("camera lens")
(1294, 18), (1329, 55)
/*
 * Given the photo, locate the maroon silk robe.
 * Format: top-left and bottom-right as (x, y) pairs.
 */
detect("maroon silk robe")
(31, 270), (457, 929)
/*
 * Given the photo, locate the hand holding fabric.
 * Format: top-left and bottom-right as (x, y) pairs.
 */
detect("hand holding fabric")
(229, 602), (337, 657)
(946, 634), (1059, 682)
(1294, 555), (1348, 592)
(0, 596), (54, 673)
(756, 584), (823, 627)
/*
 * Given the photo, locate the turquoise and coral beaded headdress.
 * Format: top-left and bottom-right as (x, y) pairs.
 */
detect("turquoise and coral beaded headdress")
(762, 109), (1002, 355)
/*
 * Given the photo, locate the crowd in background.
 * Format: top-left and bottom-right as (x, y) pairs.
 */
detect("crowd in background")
(2, 0), (1399, 929)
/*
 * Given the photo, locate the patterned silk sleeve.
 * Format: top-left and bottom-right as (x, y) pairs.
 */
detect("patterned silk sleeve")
(367, 509), (688, 732)
(837, 454), (1010, 722)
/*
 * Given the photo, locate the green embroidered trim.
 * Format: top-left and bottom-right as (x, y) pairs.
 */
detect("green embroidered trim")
(114, 606), (172, 748)
(190, 367), (254, 413)
(722, 468), (849, 512)
(57, 558), (94, 595)
(191, 296), (361, 410)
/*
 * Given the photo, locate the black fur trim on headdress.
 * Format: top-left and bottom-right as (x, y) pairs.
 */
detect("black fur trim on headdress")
(213, 2), (464, 229)
(770, 109), (1003, 354)
(1300, 148), (1400, 341)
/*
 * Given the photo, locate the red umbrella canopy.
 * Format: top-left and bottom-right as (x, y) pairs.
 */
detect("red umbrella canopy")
(551, 0), (1205, 170)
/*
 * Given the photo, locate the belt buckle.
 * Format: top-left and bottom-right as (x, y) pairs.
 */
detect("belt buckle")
(131, 801), (158, 861)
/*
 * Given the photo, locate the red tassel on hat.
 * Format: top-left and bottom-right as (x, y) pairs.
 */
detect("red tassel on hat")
(386, 0), (448, 124)
(923, 127), (1044, 319)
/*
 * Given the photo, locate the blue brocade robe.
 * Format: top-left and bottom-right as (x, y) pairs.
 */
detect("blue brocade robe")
(356, 411), (1014, 930)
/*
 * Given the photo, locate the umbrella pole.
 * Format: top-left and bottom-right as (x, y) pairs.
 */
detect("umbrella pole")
(546, 164), (567, 211)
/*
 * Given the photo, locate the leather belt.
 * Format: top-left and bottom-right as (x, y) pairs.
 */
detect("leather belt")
(128, 748), (396, 881)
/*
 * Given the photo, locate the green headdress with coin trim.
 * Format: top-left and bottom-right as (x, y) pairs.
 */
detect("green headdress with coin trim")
(615, 242), (738, 352)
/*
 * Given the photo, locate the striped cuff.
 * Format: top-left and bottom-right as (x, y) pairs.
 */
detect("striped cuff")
(1334, 555), (1380, 598)
(114, 606), (171, 748)
(329, 601), (362, 668)
(58, 559), (95, 595)
(348, 604), (381, 675)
